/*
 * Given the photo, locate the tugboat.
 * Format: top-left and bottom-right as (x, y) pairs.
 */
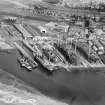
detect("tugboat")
(18, 57), (33, 71)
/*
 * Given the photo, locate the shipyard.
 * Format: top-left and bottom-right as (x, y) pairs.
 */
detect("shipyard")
(1, 0), (105, 105)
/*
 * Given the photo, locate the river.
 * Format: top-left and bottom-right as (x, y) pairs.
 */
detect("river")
(1, 49), (105, 105)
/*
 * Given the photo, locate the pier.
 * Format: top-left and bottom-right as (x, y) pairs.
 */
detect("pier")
(14, 42), (38, 66)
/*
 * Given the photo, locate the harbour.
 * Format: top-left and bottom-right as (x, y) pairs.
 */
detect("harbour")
(1, 0), (105, 105)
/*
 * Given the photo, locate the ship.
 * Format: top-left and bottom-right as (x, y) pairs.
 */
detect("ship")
(14, 42), (38, 71)
(22, 39), (68, 71)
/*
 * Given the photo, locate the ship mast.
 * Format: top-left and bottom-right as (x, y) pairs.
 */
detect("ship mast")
(84, 16), (91, 61)
(66, 16), (77, 52)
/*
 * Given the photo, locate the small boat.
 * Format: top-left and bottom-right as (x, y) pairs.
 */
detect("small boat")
(22, 39), (68, 71)
(18, 56), (36, 71)
(14, 42), (38, 71)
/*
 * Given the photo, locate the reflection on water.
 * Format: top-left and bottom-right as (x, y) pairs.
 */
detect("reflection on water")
(0, 69), (67, 105)
(1, 50), (105, 105)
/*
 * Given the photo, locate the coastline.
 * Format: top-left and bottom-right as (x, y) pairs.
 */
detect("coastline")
(1, 49), (105, 104)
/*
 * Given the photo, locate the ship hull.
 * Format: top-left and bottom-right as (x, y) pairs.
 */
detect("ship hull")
(1, 49), (105, 104)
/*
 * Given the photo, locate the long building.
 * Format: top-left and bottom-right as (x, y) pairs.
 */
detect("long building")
(22, 3), (104, 20)
(0, 3), (104, 22)
(14, 24), (32, 39)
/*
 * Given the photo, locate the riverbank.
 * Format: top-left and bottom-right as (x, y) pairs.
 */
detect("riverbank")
(0, 68), (67, 105)
(1, 49), (105, 105)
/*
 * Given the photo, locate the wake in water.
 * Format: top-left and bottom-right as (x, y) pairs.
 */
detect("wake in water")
(0, 69), (67, 105)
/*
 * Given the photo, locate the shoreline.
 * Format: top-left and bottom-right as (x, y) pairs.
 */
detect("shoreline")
(1, 50), (105, 104)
